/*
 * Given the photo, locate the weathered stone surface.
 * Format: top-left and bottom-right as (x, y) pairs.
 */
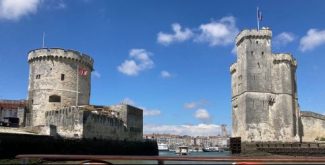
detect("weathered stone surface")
(231, 28), (300, 142)
(301, 111), (325, 142)
(45, 105), (143, 141)
(27, 48), (93, 126)
(231, 28), (325, 143)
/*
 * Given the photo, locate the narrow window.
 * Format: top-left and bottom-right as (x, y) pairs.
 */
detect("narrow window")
(61, 74), (65, 81)
(251, 51), (253, 55)
(262, 52), (264, 55)
(256, 41), (258, 44)
(49, 95), (61, 103)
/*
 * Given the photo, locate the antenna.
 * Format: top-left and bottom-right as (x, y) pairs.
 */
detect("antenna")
(42, 32), (45, 48)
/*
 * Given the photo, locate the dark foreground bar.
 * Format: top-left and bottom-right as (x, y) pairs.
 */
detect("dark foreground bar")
(16, 154), (325, 164)
(0, 133), (158, 159)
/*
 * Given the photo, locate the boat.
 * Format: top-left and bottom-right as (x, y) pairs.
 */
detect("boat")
(175, 146), (190, 155)
(158, 143), (169, 151)
(202, 147), (224, 152)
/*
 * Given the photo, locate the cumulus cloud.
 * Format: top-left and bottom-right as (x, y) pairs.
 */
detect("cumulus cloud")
(140, 106), (162, 116)
(299, 29), (325, 52)
(91, 70), (101, 78)
(157, 23), (193, 45)
(120, 98), (135, 105)
(118, 49), (154, 76)
(0, 0), (41, 20)
(231, 45), (237, 55)
(157, 16), (238, 50)
(194, 109), (212, 123)
(144, 123), (221, 136)
(183, 100), (209, 109)
(161, 70), (171, 78)
(194, 16), (239, 46)
(273, 32), (296, 47)
(143, 109), (162, 116)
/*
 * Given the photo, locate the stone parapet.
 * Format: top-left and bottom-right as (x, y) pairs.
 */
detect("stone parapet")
(301, 111), (325, 121)
(273, 53), (297, 68)
(230, 62), (237, 74)
(236, 29), (272, 46)
(28, 48), (94, 70)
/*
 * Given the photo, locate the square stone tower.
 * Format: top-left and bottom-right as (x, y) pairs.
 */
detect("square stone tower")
(230, 28), (300, 142)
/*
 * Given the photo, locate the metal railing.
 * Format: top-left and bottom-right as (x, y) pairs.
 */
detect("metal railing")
(16, 154), (325, 164)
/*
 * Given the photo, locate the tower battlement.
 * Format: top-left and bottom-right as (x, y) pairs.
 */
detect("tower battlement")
(273, 53), (297, 67)
(28, 48), (94, 70)
(236, 28), (272, 46)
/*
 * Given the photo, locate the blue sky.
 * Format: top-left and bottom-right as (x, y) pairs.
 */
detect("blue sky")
(0, 0), (325, 136)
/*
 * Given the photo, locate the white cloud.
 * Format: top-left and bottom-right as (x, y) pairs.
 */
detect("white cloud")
(161, 70), (171, 78)
(118, 49), (154, 76)
(183, 100), (209, 109)
(144, 123), (221, 136)
(299, 29), (325, 52)
(157, 23), (193, 45)
(195, 16), (239, 46)
(273, 32), (296, 47)
(91, 70), (101, 78)
(141, 106), (161, 116)
(194, 109), (212, 123)
(57, 2), (66, 9)
(144, 109), (162, 116)
(231, 45), (237, 55)
(0, 0), (41, 20)
(120, 98), (135, 105)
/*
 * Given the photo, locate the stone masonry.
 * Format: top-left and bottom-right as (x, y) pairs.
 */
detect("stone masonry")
(27, 48), (93, 126)
(230, 28), (325, 143)
(230, 28), (300, 142)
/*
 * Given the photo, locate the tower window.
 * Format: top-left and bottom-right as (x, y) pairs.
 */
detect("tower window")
(262, 52), (264, 55)
(49, 95), (61, 103)
(61, 74), (65, 81)
(251, 51), (254, 55)
(36, 74), (41, 79)
(256, 41), (258, 44)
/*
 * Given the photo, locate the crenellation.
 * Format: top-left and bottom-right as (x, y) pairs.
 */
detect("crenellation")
(28, 48), (94, 69)
(236, 29), (272, 46)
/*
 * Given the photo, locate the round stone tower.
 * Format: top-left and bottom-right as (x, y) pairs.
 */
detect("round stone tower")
(27, 48), (94, 126)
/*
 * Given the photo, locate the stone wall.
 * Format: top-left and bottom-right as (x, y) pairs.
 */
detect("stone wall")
(45, 107), (83, 138)
(231, 29), (300, 142)
(45, 105), (143, 141)
(107, 104), (143, 141)
(27, 48), (93, 126)
(301, 111), (325, 142)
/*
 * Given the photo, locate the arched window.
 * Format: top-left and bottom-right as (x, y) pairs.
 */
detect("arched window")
(61, 74), (65, 81)
(49, 95), (61, 103)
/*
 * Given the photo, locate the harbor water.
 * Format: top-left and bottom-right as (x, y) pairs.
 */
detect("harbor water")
(107, 151), (232, 164)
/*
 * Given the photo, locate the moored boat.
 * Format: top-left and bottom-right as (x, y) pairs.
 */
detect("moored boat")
(158, 143), (169, 151)
(202, 147), (224, 152)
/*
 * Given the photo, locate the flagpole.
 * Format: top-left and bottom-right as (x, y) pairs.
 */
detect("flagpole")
(257, 7), (259, 31)
(42, 32), (45, 48)
(76, 65), (79, 107)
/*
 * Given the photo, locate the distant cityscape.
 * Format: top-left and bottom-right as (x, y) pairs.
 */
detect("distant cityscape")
(143, 133), (230, 151)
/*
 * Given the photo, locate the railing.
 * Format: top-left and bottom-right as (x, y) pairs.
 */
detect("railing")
(16, 155), (325, 164)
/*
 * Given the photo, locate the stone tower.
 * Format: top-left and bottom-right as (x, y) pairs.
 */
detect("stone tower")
(230, 28), (300, 142)
(27, 48), (94, 126)
(221, 124), (227, 137)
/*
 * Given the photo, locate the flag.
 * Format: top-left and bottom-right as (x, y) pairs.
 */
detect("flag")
(257, 9), (262, 21)
(78, 68), (88, 75)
